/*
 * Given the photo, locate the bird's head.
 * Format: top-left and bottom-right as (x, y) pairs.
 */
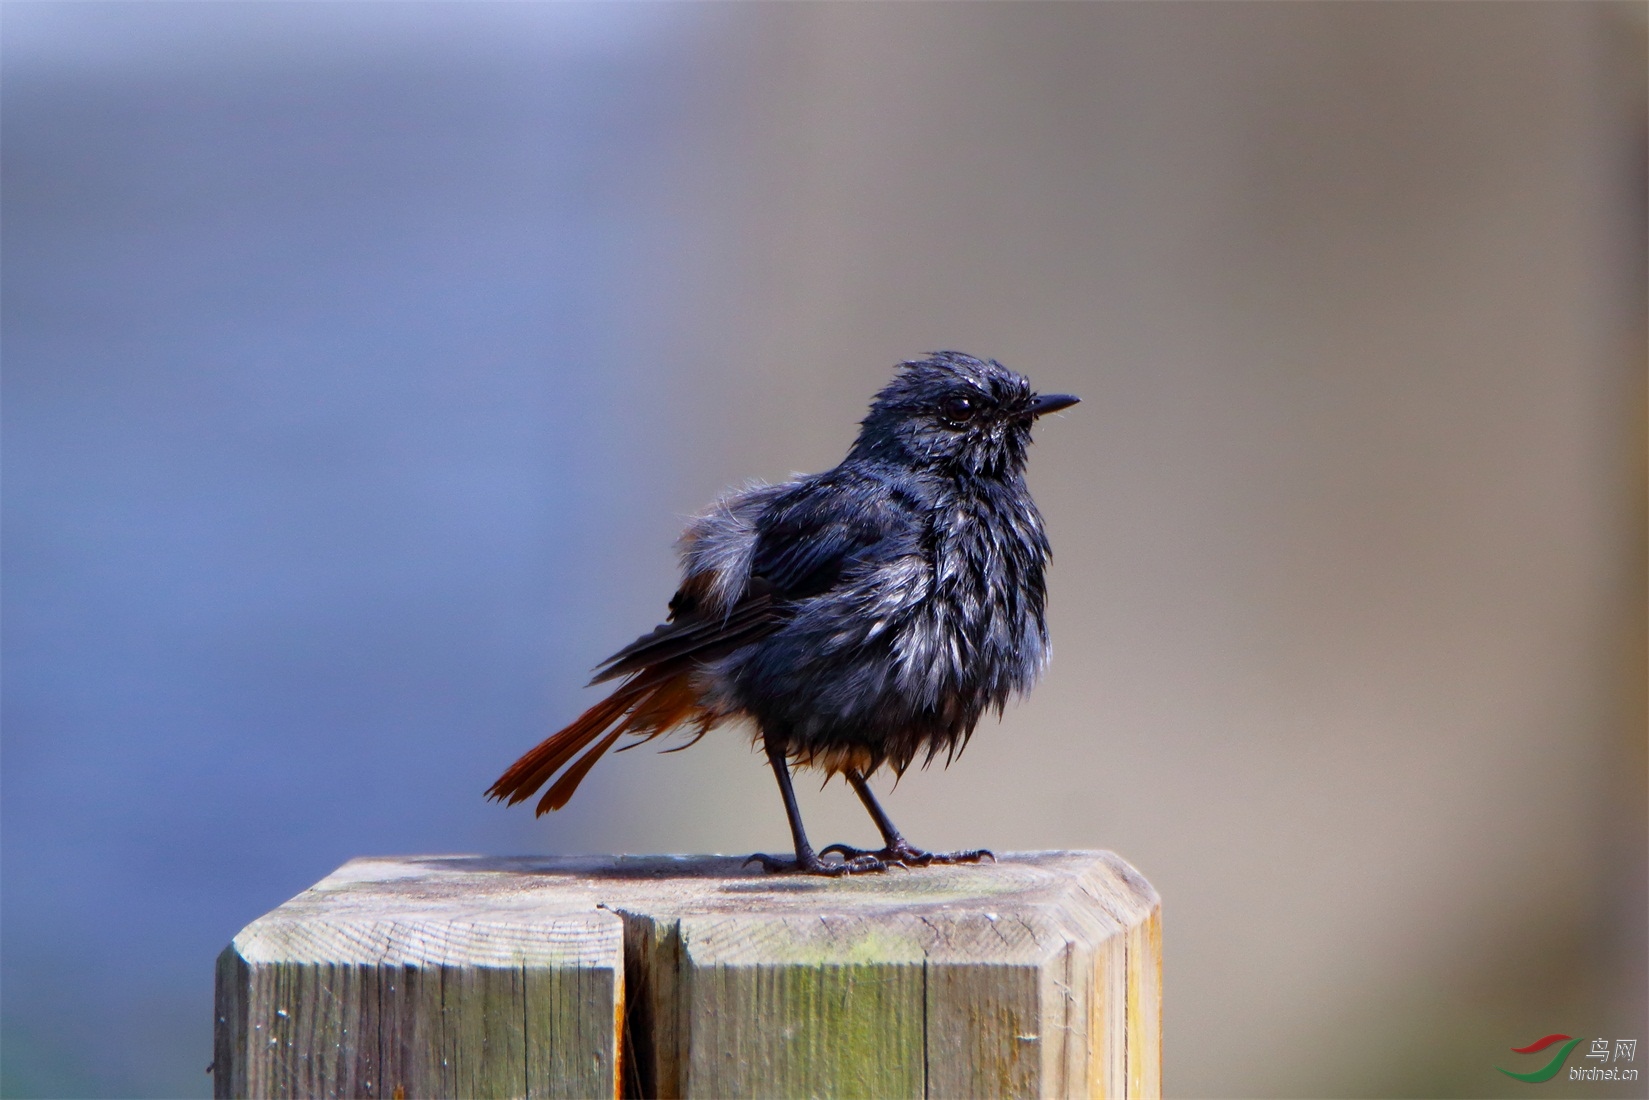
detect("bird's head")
(850, 351), (1079, 477)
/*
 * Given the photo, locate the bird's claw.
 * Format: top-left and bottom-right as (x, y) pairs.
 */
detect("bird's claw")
(819, 842), (994, 866)
(819, 841), (913, 865)
(744, 850), (892, 875)
(931, 847), (995, 864)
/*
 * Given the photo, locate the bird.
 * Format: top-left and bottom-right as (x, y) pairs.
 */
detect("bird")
(487, 351), (1078, 874)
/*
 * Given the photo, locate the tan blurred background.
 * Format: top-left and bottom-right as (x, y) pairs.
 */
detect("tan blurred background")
(555, 4), (1647, 1095)
(4, 2), (1642, 1097)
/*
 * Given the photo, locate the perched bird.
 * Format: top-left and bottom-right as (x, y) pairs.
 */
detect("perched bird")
(487, 352), (1078, 874)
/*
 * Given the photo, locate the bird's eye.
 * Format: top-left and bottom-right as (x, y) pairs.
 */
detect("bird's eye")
(939, 393), (977, 424)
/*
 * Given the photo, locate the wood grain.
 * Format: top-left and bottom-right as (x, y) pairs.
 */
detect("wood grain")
(215, 852), (1160, 1099)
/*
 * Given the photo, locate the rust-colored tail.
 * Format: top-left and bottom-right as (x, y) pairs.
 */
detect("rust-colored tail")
(486, 671), (710, 814)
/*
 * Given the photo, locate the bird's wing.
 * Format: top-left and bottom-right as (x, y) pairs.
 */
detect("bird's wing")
(749, 474), (926, 599)
(586, 586), (780, 685)
(589, 472), (924, 685)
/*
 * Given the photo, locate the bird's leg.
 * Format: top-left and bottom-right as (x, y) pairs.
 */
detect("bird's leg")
(745, 738), (889, 875)
(820, 769), (994, 866)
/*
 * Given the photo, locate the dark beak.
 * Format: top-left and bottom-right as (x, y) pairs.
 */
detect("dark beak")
(1029, 393), (1080, 417)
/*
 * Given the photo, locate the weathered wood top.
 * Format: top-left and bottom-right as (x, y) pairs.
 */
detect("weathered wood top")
(238, 850), (1158, 963)
(219, 851), (1161, 1099)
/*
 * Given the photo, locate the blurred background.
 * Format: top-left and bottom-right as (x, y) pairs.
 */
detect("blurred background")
(2, 3), (1643, 1096)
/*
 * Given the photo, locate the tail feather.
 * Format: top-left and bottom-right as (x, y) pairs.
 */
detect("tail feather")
(486, 690), (632, 807)
(539, 728), (625, 813)
(486, 671), (713, 814)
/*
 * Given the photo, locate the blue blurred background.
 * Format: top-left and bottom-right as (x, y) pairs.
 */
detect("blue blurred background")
(3, 4), (1644, 1097)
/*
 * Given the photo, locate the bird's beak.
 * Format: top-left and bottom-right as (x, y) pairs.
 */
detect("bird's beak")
(1028, 393), (1080, 417)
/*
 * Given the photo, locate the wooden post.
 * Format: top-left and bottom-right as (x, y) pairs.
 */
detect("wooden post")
(214, 851), (1160, 1099)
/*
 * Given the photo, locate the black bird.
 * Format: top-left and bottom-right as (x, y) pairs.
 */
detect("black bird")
(487, 352), (1078, 874)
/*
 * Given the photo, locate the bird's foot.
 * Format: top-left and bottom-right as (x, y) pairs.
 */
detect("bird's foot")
(743, 849), (891, 875)
(819, 841), (995, 867)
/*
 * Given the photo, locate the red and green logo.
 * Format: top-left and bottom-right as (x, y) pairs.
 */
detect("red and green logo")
(1497, 1034), (1583, 1083)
